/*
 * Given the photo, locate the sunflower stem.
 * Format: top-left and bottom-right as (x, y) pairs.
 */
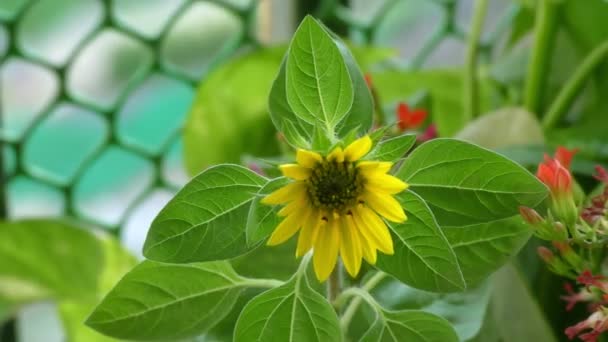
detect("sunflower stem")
(463, 0), (489, 120)
(327, 263), (342, 302)
(337, 271), (387, 330)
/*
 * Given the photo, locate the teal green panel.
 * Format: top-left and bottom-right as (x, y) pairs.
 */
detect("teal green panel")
(23, 103), (108, 186)
(66, 29), (153, 111)
(161, 137), (189, 188)
(7, 176), (65, 219)
(17, 0), (104, 67)
(0, 0), (28, 21)
(72, 146), (155, 227)
(160, 1), (243, 80)
(3, 144), (16, 176)
(112, 0), (187, 39)
(116, 73), (194, 156)
(0, 58), (59, 142)
(0, 25), (8, 58)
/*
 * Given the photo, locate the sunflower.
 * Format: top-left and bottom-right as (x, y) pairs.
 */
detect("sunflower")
(261, 136), (408, 281)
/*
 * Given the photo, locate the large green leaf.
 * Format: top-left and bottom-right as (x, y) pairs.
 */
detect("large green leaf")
(0, 220), (102, 303)
(234, 268), (341, 342)
(472, 264), (558, 342)
(455, 107), (544, 149)
(397, 139), (548, 226)
(183, 48), (283, 175)
(86, 261), (245, 340)
(360, 309), (459, 342)
(143, 164), (266, 263)
(367, 277), (491, 342)
(442, 216), (531, 287)
(376, 191), (465, 292)
(286, 16), (353, 130)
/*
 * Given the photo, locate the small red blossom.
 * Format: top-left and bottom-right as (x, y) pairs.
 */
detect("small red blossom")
(417, 124), (437, 142)
(555, 147), (579, 169)
(566, 310), (608, 342)
(396, 102), (427, 131)
(577, 270), (608, 293)
(594, 166), (608, 184)
(537, 155), (572, 196)
(562, 282), (594, 311)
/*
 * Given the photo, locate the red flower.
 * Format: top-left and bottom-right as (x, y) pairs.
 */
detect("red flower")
(537, 155), (572, 196)
(396, 102), (427, 131)
(555, 147), (579, 169)
(417, 124), (437, 142)
(594, 166), (608, 184)
(565, 310), (608, 342)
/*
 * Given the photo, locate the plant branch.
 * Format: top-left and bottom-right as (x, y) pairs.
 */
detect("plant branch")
(464, 0), (489, 120)
(337, 271), (387, 330)
(524, 0), (559, 115)
(242, 278), (285, 289)
(542, 40), (608, 129)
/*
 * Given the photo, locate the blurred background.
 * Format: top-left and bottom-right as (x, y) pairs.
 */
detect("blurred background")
(1, 0), (607, 341)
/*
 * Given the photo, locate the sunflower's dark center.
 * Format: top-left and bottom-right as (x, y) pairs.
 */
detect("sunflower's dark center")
(307, 160), (363, 211)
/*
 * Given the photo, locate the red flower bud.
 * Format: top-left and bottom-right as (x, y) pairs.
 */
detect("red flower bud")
(537, 155), (572, 196)
(537, 246), (555, 263)
(555, 147), (579, 170)
(519, 206), (543, 225)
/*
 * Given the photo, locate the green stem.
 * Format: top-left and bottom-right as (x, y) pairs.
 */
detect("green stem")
(327, 262), (342, 302)
(464, 0), (489, 120)
(524, 0), (559, 115)
(542, 39), (608, 129)
(337, 271), (387, 330)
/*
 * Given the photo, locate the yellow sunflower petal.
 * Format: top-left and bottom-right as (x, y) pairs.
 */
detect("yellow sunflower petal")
(267, 209), (308, 246)
(357, 161), (393, 174)
(327, 147), (345, 163)
(340, 215), (362, 277)
(277, 194), (307, 216)
(296, 210), (321, 257)
(353, 206), (394, 255)
(262, 182), (306, 205)
(296, 149), (322, 168)
(362, 191), (407, 223)
(365, 174), (409, 194)
(344, 136), (372, 162)
(313, 217), (340, 282)
(279, 164), (311, 180)
(358, 228), (377, 264)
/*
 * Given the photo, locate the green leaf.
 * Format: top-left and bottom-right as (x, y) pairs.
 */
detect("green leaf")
(455, 107), (545, 149)
(246, 177), (289, 246)
(474, 264), (558, 342)
(397, 139), (548, 226)
(360, 309), (459, 342)
(0, 220), (103, 303)
(366, 278), (491, 342)
(376, 191), (465, 292)
(234, 269), (341, 342)
(0, 299), (13, 323)
(442, 216), (531, 287)
(286, 16), (353, 130)
(60, 300), (117, 342)
(143, 164), (266, 263)
(86, 261), (245, 340)
(183, 48), (283, 175)
(368, 134), (417, 161)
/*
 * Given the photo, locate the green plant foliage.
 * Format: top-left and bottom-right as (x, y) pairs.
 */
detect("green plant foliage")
(183, 48), (284, 175)
(397, 139), (548, 226)
(0, 220), (103, 303)
(234, 264), (341, 342)
(455, 107), (545, 149)
(246, 177), (289, 245)
(143, 164), (267, 263)
(366, 134), (417, 161)
(376, 191), (465, 292)
(360, 309), (459, 342)
(86, 261), (246, 340)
